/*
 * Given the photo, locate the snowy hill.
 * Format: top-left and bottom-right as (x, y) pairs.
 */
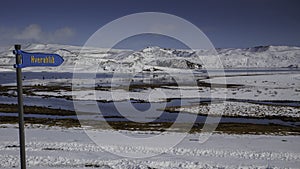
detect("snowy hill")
(216, 45), (300, 68)
(0, 43), (299, 72)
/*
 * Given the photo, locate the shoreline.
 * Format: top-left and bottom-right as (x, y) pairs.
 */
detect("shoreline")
(0, 103), (299, 135)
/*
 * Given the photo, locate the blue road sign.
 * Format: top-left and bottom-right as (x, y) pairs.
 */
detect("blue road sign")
(13, 50), (64, 68)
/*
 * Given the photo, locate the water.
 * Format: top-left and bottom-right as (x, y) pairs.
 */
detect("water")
(1, 96), (298, 127)
(0, 69), (299, 127)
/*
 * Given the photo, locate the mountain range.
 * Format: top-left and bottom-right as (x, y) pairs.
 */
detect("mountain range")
(0, 43), (299, 72)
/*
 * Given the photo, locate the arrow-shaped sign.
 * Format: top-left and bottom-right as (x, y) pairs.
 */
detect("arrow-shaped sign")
(12, 45), (66, 169)
(13, 50), (64, 68)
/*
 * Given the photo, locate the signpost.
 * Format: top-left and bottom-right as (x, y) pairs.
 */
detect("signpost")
(13, 45), (64, 169)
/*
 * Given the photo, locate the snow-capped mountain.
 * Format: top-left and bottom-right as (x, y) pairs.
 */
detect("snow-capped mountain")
(0, 43), (299, 72)
(216, 45), (300, 68)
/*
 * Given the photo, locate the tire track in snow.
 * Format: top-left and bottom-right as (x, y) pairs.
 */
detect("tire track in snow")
(1, 141), (299, 162)
(0, 154), (274, 169)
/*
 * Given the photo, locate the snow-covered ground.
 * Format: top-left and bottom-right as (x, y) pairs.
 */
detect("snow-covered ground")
(0, 124), (299, 169)
(200, 72), (300, 102)
(174, 101), (300, 118)
(30, 78), (299, 102)
(2, 71), (299, 103)
(0, 44), (300, 168)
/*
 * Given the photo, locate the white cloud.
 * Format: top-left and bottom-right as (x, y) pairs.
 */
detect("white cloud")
(0, 24), (75, 45)
(53, 27), (75, 41)
(14, 24), (42, 41)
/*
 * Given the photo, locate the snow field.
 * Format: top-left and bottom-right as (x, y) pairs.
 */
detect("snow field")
(0, 125), (300, 168)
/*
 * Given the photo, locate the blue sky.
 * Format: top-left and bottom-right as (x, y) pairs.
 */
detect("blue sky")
(0, 0), (299, 50)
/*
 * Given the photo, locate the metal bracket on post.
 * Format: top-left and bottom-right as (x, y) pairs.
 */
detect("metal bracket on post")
(14, 44), (26, 169)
